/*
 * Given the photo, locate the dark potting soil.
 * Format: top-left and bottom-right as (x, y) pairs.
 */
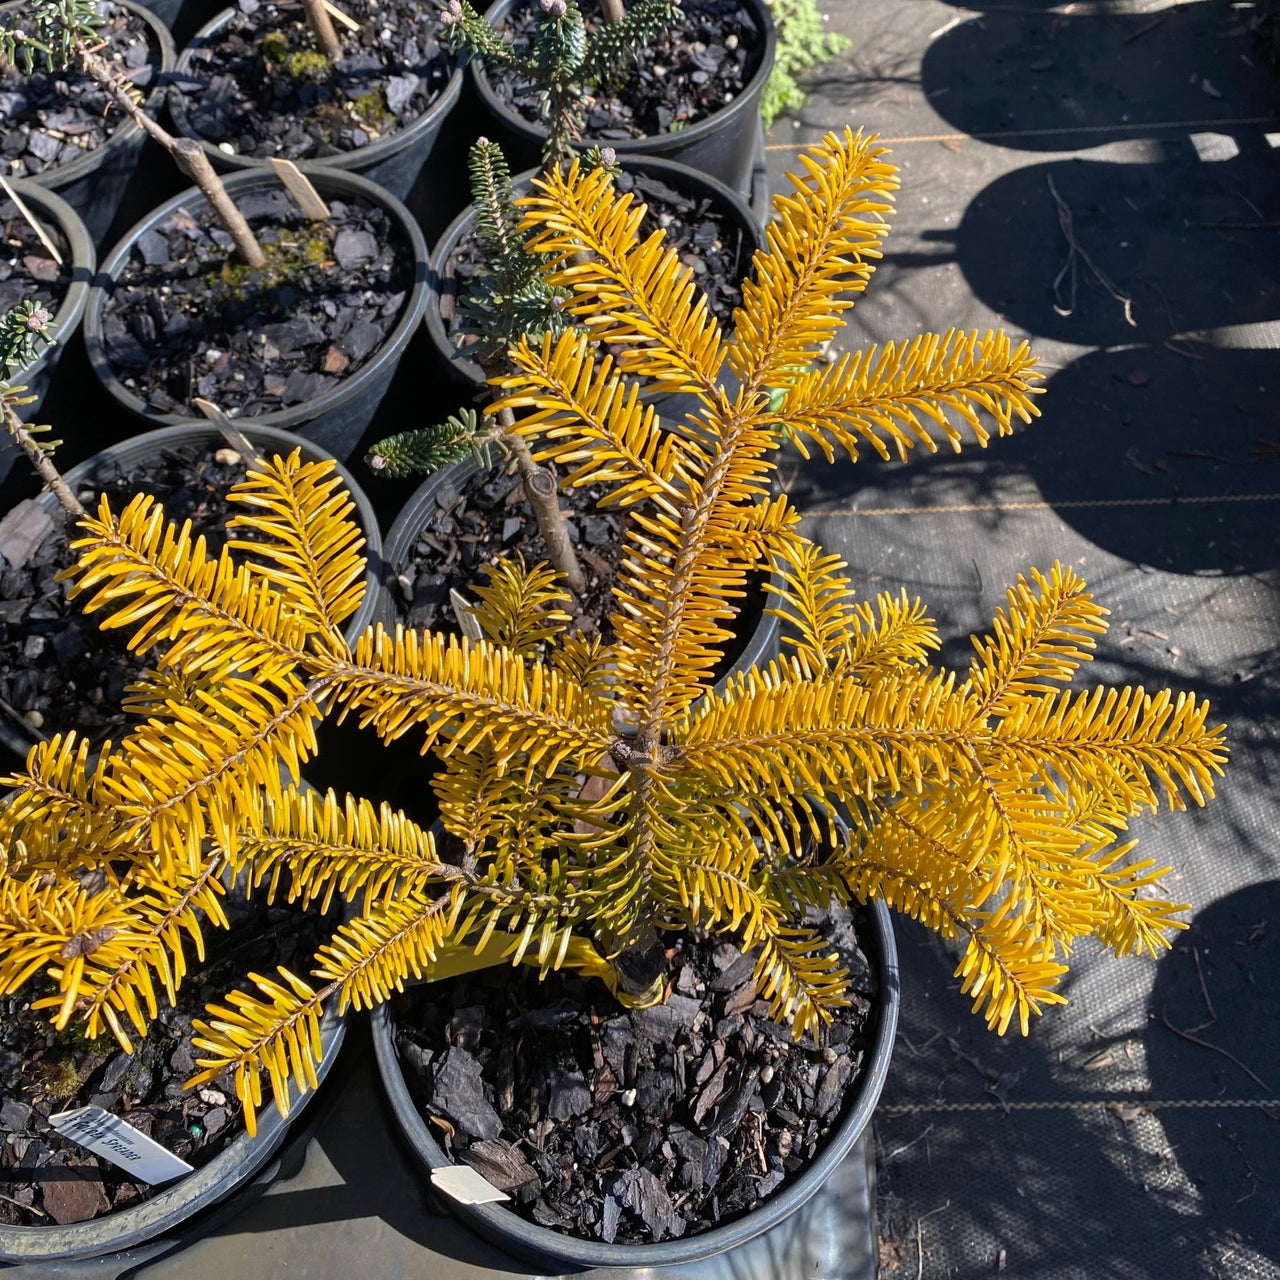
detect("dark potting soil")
(390, 458), (768, 681)
(488, 0), (762, 140)
(0, 443), (257, 747)
(0, 2), (160, 181)
(0, 895), (331, 1226)
(392, 464), (625, 641)
(0, 197), (72, 323)
(174, 0), (453, 160)
(99, 188), (413, 417)
(443, 167), (749, 362)
(393, 903), (876, 1244)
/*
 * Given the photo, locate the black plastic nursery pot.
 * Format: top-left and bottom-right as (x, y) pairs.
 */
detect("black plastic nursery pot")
(81, 166), (430, 462)
(168, 7), (465, 202)
(0, 1007), (346, 1267)
(379, 453), (781, 680)
(471, 0), (776, 198)
(130, 0), (210, 47)
(424, 154), (766, 392)
(0, 179), (95, 427)
(0, 421), (384, 762)
(371, 896), (898, 1270)
(0, 0), (177, 246)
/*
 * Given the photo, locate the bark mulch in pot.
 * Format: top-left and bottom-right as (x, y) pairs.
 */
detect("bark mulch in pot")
(0, 2), (161, 181)
(99, 188), (413, 417)
(391, 457), (767, 680)
(173, 0), (453, 161)
(0, 442), (260, 746)
(392, 898), (876, 1244)
(0, 895), (331, 1227)
(392, 466), (626, 642)
(487, 0), (763, 139)
(444, 167), (747, 364)
(0, 197), (72, 324)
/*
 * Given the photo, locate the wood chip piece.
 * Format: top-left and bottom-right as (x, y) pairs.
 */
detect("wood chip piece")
(460, 1138), (539, 1192)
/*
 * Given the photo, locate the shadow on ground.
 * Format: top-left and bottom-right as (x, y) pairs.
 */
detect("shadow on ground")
(875, 882), (1279, 1280)
(783, 135), (1280, 577)
(1146, 880), (1280, 1267)
(929, 146), (1280, 349)
(921, 3), (1278, 150)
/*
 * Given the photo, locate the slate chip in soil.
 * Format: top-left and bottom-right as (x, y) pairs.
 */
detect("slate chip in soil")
(41, 1163), (110, 1226)
(429, 1048), (503, 1140)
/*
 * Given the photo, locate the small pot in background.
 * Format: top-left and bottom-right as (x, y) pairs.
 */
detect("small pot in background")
(470, 0), (776, 199)
(380, 453), (780, 686)
(424, 154), (766, 395)
(0, 421), (385, 763)
(0, 1007), (346, 1268)
(0, 0), (177, 245)
(0, 180), (95, 441)
(82, 167), (430, 462)
(168, 7), (464, 202)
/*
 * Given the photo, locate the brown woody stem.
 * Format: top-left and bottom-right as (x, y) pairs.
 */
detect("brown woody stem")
(496, 407), (586, 596)
(171, 140), (267, 270)
(300, 0), (344, 63)
(600, 0), (626, 22)
(76, 47), (267, 269)
(1, 400), (85, 520)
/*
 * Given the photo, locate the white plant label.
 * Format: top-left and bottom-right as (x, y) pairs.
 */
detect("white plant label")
(48, 1107), (194, 1185)
(430, 1164), (509, 1205)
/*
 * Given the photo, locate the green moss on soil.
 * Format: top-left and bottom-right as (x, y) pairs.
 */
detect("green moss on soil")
(211, 228), (334, 300)
(352, 88), (392, 129)
(283, 47), (332, 81)
(261, 29), (290, 63)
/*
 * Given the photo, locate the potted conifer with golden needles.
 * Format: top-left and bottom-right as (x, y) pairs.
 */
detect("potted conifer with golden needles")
(0, 130), (1226, 1263)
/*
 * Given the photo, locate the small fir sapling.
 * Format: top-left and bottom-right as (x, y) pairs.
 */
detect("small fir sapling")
(439, 0), (682, 162)
(0, 302), (84, 519)
(369, 137), (588, 594)
(1, 0), (267, 268)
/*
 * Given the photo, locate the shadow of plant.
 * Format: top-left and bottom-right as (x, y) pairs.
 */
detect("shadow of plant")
(920, 2), (1277, 152)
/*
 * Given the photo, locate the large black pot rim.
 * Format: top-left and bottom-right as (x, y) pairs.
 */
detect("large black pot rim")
(167, 7), (464, 176)
(424, 153), (765, 391)
(2, 0), (177, 193)
(379, 453), (780, 682)
(372, 895), (899, 1269)
(470, 0), (776, 161)
(81, 165), (430, 431)
(1, 179), (96, 391)
(0, 1006), (346, 1264)
(0, 421), (384, 762)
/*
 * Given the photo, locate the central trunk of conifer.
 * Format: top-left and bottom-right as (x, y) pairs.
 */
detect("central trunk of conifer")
(612, 923), (666, 1001)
